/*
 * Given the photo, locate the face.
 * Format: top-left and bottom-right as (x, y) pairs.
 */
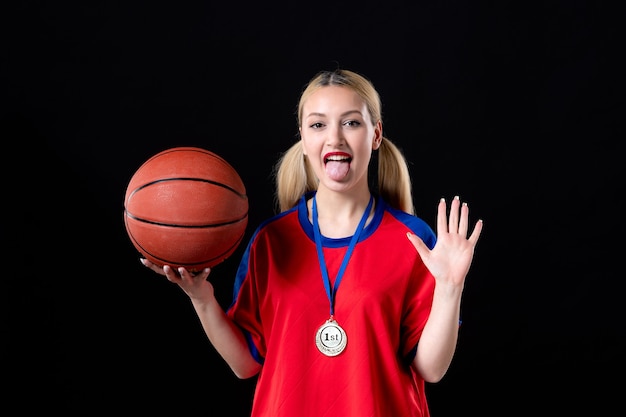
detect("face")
(300, 85), (382, 193)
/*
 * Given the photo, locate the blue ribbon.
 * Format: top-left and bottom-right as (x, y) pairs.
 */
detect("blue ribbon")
(312, 194), (374, 317)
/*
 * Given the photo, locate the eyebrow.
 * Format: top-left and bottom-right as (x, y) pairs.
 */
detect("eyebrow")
(305, 110), (363, 119)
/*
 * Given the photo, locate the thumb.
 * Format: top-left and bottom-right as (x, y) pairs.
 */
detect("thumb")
(406, 232), (429, 259)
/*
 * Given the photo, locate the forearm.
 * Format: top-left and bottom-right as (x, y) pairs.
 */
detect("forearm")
(413, 282), (463, 383)
(191, 298), (262, 379)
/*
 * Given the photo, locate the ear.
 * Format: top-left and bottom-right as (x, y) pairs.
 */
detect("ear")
(372, 120), (383, 150)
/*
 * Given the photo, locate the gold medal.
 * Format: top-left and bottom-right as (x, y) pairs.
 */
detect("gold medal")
(315, 317), (347, 357)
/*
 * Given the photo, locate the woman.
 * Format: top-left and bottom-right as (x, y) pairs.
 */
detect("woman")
(142, 68), (483, 416)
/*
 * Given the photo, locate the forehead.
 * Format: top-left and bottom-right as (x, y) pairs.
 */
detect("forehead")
(303, 85), (366, 115)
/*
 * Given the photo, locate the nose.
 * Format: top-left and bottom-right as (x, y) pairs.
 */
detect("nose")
(326, 123), (345, 146)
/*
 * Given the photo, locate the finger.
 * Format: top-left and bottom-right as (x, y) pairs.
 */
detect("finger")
(195, 267), (212, 281)
(140, 258), (167, 276)
(406, 232), (429, 260)
(178, 267), (212, 282)
(140, 258), (158, 270)
(178, 267), (198, 281)
(163, 265), (182, 282)
(458, 201), (469, 237)
(177, 267), (191, 279)
(436, 198), (448, 234)
(448, 196), (461, 234)
(468, 219), (484, 245)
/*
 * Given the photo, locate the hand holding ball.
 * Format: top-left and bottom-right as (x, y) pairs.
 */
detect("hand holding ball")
(123, 147), (248, 272)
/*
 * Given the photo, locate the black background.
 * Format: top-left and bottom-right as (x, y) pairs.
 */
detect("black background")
(4, 1), (624, 415)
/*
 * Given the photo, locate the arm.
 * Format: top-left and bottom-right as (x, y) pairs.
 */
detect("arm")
(406, 196), (483, 382)
(141, 259), (262, 379)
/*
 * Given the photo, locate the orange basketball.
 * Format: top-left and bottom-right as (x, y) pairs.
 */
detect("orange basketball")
(123, 147), (248, 271)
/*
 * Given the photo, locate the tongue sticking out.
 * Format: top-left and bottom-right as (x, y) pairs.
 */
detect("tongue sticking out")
(325, 160), (350, 181)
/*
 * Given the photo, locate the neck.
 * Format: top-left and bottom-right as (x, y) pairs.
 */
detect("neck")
(310, 190), (374, 239)
(313, 187), (372, 214)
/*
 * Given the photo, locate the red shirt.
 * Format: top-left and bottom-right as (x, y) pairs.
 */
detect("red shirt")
(227, 193), (437, 417)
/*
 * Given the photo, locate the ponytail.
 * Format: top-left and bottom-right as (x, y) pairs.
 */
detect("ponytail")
(273, 143), (318, 213)
(377, 137), (415, 215)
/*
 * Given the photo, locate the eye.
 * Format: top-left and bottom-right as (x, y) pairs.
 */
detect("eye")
(344, 120), (361, 127)
(309, 122), (324, 129)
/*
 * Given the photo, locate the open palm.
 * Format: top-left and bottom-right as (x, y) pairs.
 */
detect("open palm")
(408, 196), (483, 286)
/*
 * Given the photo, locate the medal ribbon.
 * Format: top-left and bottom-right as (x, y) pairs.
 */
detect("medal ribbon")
(312, 194), (374, 317)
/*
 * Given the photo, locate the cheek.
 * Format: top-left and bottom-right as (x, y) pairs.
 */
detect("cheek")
(301, 137), (319, 158)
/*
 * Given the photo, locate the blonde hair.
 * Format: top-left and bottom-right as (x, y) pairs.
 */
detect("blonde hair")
(273, 69), (415, 215)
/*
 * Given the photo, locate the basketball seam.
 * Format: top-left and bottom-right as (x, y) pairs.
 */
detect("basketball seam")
(124, 211), (248, 228)
(128, 177), (247, 200)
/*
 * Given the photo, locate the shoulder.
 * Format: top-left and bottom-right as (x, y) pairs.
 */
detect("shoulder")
(251, 206), (297, 239)
(380, 198), (437, 250)
(249, 194), (307, 242)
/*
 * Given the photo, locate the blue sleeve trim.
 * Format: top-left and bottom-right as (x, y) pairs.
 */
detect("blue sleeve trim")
(245, 330), (264, 365)
(384, 201), (437, 250)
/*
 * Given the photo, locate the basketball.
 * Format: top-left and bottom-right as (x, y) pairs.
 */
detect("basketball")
(123, 147), (248, 272)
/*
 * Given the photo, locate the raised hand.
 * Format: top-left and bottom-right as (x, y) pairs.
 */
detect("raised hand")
(407, 196), (483, 288)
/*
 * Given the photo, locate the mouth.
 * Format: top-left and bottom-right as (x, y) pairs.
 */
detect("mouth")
(324, 152), (352, 164)
(323, 152), (352, 180)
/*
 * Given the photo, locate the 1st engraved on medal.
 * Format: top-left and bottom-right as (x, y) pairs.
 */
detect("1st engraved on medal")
(315, 318), (347, 357)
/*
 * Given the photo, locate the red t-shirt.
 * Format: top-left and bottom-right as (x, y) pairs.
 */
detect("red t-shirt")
(227, 193), (437, 417)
